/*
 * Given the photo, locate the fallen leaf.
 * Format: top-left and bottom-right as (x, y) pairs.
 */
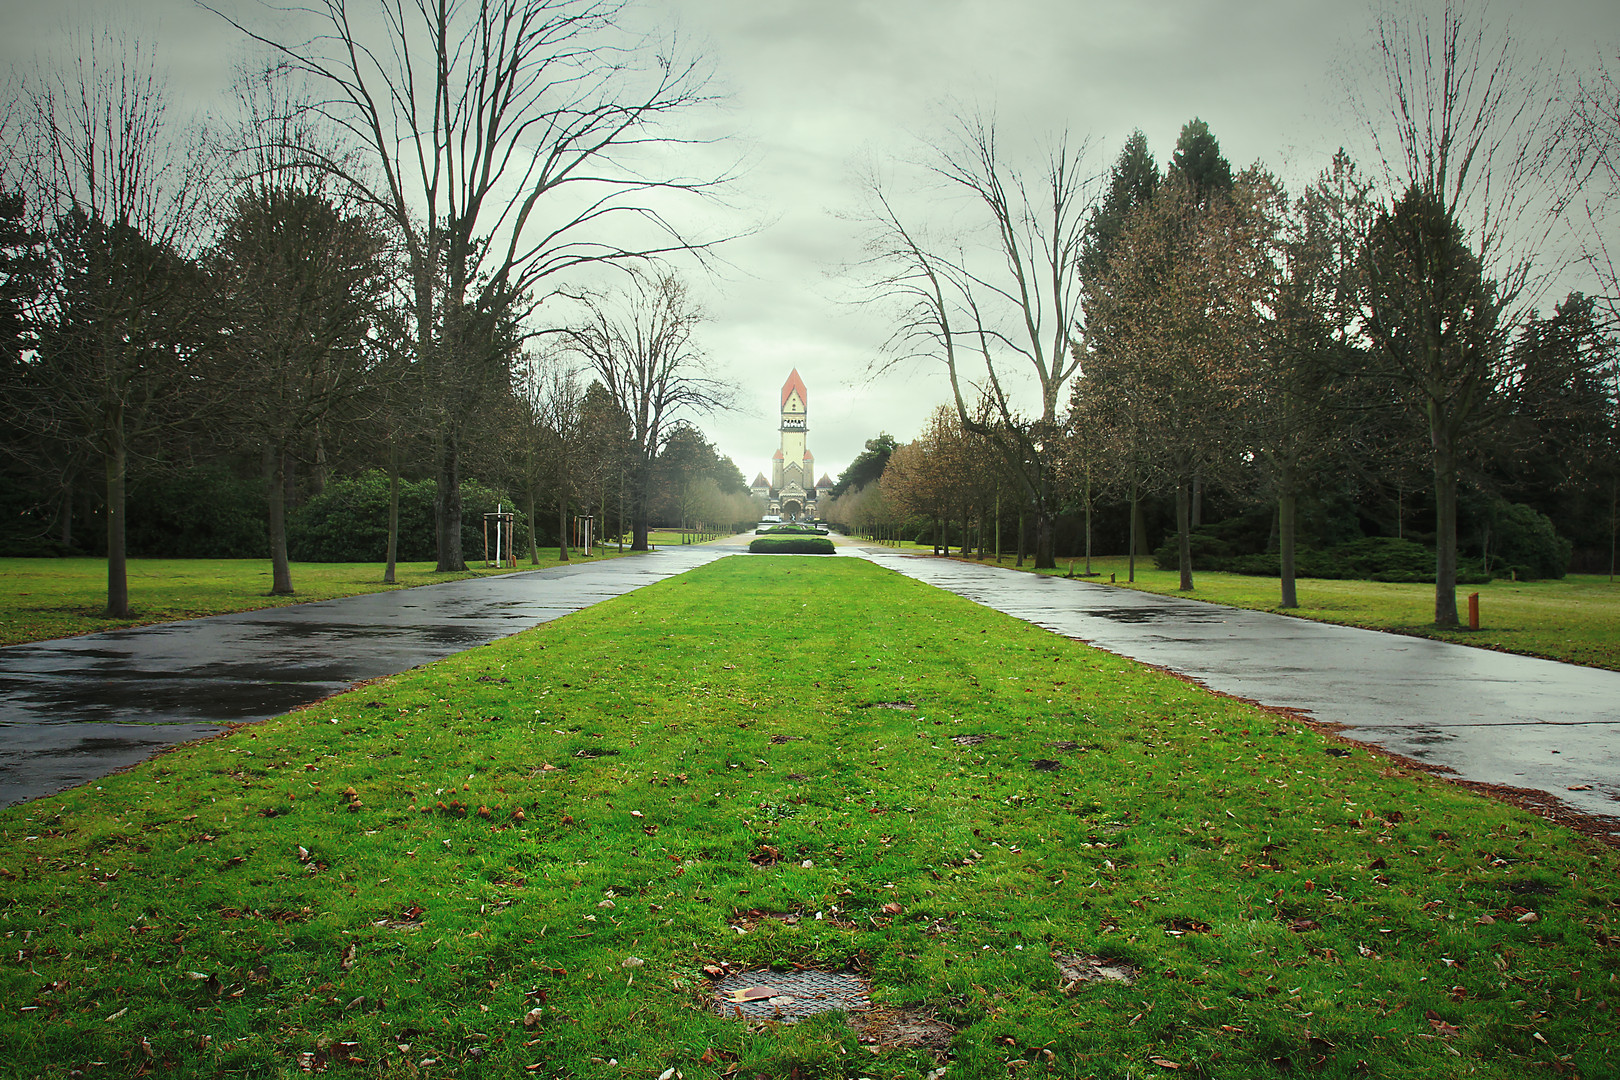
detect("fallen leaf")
(727, 986), (775, 1003)
(1149, 1058), (1181, 1069)
(881, 902), (903, 916)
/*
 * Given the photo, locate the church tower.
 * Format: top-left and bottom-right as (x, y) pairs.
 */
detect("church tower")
(771, 369), (816, 520)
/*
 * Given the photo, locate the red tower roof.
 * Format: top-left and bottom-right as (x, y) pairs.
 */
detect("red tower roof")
(771, 448), (784, 460)
(781, 368), (808, 409)
(752, 472), (769, 487)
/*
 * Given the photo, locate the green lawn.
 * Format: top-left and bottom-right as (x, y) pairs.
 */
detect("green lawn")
(945, 553), (1620, 672)
(2, 557), (1613, 1078)
(0, 552), (631, 647)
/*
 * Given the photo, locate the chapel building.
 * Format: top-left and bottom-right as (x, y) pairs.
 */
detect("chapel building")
(758, 370), (832, 521)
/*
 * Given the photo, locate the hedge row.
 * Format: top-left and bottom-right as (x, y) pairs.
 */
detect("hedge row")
(748, 537), (836, 555)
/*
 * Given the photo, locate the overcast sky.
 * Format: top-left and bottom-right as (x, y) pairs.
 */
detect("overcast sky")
(4, 0), (1616, 485)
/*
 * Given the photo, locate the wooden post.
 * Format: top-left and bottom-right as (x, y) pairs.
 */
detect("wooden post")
(1468, 592), (1480, 631)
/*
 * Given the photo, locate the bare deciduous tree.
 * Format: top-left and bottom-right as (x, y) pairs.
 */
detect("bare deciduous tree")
(864, 113), (1094, 569)
(213, 0), (734, 571)
(1357, 2), (1559, 626)
(564, 268), (731, 549)
(8, 28), (212, 617)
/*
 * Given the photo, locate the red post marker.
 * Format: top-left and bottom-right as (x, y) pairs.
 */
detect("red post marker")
(1468, 592), (1480, 631)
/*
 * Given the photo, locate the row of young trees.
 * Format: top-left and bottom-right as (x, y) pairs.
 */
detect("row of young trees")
(1, 2), (740, 615)
(848, 6), (1620, 627)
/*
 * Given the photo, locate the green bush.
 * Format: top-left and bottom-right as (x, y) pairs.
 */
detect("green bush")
(1174, 533), (1491, 584)
(756, 523), (828, 536)
(287, 472), (525, 563)
(1481, 501), (1570, 580)
(748, 536), (836, 555)
(126, 465), (267, 558)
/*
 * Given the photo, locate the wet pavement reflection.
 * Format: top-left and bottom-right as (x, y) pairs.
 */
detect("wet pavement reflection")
(861, 549), (1620, 832)
(0, 547), (731, 806)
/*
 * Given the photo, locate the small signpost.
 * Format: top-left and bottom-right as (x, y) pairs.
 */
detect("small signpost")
(483, 505), (516, 568)
(572, 514), (594, 557)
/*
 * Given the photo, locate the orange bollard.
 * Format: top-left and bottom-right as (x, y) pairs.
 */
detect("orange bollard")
(1468, 591), (1480, 630)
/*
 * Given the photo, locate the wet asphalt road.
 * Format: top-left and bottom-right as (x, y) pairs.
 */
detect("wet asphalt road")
(0, 547), (729, 806)
(5, 537), (1618, 835)
(863, 549), (1620, 833)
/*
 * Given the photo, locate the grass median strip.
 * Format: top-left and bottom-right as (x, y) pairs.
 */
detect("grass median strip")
(1, 556), (1615, 1078)
(0, 554), (631, 647)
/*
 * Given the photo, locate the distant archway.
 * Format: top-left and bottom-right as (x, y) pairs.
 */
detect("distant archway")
(781, 499), (804, 521)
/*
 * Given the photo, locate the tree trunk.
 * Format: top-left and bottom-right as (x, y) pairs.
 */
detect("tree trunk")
(1132, 496), (1149, 556)
(1609, 477), (1616, 583)
(383, 444), (400, 585)
(1033, 509), (1056, 570)
(1082, 468), (1093, 575)
(528, 485), (539, 564)
(1431, 427), (1461, 627)
(59, 480), (73, 549)
(994, 489), (1002, 562)
(558, 494), (570, 562)
(264, 443), (294, 596)
(1127, 481), (1138, 583)
(1191, 472), (1203, 527)
(103, 403), (129, 619)
(1176, 476), (1194, 591)
(1015, 511), (1025, 567)
(435, 436), (467, 572)
(631, 457), (651, 551)
(1278, 475), (1298, 610)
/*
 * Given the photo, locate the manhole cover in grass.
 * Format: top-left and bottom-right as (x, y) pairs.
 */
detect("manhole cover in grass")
(713, 969), (870, 1021)
(860, 701), (916, 710)
(1053, 952), (1137, 987)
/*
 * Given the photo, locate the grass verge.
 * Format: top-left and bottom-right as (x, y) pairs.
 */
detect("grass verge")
(1, 557), (1615, 1079)
(0, 552), (632, 648)
(949, 553), (1620, 672)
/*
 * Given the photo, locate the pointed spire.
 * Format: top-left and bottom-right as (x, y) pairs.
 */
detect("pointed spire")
(781, 368), (808, 409)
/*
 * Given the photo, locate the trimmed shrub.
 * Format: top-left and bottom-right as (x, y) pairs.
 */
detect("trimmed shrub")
(748, 536), (835, 554)
(755, 523), (828, 536)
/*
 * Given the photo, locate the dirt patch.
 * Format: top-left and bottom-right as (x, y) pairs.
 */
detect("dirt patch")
(769, 734), (806, 744)
(573, 747), (619, 759)
(1053, 952), (1138, 989)
(860, 701), (917, 711)
(852, 1005), (955, 1057)
(1042, 740), (1082, 752)
(1030, 759), (1063, 771)
(951, 734), (1001, 747)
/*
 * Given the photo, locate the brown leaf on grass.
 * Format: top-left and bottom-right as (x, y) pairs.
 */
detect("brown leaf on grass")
(1149, 1058), (1181, 1069)
(1517, 911), (1540, 924)
(341, 944), (356, 971)
(1286, 918), (1320, 933)
(511, 809), (526, 823)
(881, 902), (903, 916)
(1368, 857), (1387, 870)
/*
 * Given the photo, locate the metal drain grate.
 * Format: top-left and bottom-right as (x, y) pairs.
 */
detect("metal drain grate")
(712, 969), (870, 1022)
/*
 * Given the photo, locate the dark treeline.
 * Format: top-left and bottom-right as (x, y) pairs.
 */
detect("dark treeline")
(836, 7), (1619, 627)
(0, 5), (745, 615)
